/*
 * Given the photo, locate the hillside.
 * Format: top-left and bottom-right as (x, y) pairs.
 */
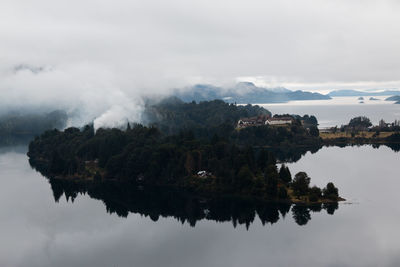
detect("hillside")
(175, 82), (331, 103)
(385, 95), (400, 102)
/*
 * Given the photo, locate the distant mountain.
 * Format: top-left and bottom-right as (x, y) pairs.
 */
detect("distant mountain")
(385, 95), (400, 101)
(329, 89), (400, 97)
(175, 82), (331, 103)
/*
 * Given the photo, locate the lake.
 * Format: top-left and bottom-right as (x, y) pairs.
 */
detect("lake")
(1, 146), (399, 266)
(260, 96), (400, 127)
(1, 99), (400, 267)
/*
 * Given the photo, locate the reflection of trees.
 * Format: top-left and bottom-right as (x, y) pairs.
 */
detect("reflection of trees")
(268, 145), (322, 163)
(325, 143), (400, 153)
(292, 205), (311, 226)
(384, 143), (400, 152)
(324, 203), (339, 215)
(292, 203), (338, 226)
(48, 179), (339, 228)
(272, 143), (399, 163)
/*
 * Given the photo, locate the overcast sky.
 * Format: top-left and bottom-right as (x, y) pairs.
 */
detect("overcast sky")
(1, 0), (400, 124)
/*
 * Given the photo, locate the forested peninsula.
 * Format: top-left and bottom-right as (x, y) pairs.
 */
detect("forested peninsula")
(28, 100), (342, 204)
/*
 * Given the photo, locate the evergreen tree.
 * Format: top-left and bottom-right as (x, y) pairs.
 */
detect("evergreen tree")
(279, 164), (292, 183)
(323, 182), (339, 199)
(291, 172), (311, 197)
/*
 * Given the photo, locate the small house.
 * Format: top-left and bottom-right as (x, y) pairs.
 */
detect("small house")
(265, 117), (294, 126)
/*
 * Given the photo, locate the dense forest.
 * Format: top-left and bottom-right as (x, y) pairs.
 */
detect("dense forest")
(27, 100), (342, 203)
(28, 126), (340, 203)
(143, 97), (322, 148)
(142, 97), (271, 136)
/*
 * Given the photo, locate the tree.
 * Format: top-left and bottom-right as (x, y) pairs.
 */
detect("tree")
(278, 186), (288, 199)
(279, 164), (292, 183)
(236, 165), (254, 189)
(322, 182), (339, 199)
(291, 172), (311, 197)
(292, 205), (311, 226)
(309, 186), (322, 202)
(256, 149), (269, 170)
(309, 126), (319, 137)
(94, 171), (102, 181)
(49, 150), (65, 174)
(348, 116), (372, 129)
(264, 170), (278, 197)
(184, 152), (194, 175)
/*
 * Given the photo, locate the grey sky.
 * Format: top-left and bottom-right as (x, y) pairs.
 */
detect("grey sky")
(1, 0), (400, 125)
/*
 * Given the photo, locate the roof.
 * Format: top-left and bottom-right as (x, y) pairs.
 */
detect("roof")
(269, 117), (293, 121)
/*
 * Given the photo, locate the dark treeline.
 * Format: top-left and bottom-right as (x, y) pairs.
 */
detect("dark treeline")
(28, 123), (340, 203)
(329, 116), (400, 134)
(231, 124), (321, 148)
(143, 97), (271, 137)
(49, 179), (339, 228)
(28, 100), (341, 203)
(29, 124), (289, 199)
(143, 98), (322, 148)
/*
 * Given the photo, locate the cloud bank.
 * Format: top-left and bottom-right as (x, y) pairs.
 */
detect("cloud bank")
(1, 0), (400, 127)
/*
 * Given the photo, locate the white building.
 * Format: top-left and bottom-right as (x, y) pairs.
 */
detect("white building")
(265, 117), (293, 125)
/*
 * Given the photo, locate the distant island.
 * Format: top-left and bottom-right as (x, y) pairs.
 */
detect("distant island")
(28, 100), (342, 204)
(174, 82), (331, 103)
(385, 95), (400, 104)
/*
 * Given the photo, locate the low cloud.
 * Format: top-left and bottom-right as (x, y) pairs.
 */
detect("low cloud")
(1, 0), (400, 128)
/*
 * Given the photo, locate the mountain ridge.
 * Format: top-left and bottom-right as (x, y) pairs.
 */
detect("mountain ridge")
(174, 82), (331, 103)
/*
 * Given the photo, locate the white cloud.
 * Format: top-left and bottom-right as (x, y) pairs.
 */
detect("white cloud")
(1, 0), (400, 126)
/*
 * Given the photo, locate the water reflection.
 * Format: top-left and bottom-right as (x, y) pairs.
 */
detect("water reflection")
(272, 143), (399, 162)
(48, 179), (338, 228)
(269, 145), (322, 162)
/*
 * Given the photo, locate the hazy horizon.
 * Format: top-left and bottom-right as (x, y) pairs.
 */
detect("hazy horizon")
(2, 0), (400, 127)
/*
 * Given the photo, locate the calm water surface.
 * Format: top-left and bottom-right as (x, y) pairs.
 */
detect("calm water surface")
(1, 100), (400, 267)
(260, 96), (400, 127)
(0, 144), (399, 267)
